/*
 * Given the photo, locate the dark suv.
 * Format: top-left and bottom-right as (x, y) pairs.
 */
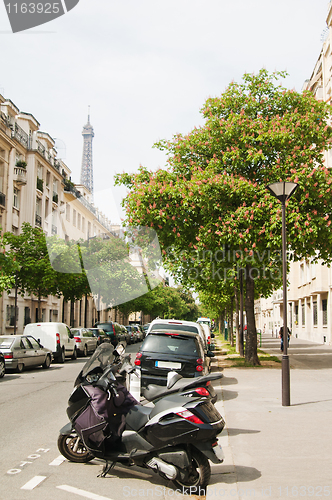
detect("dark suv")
(135, 329), (213, 389)
(94, 322), (123, 347)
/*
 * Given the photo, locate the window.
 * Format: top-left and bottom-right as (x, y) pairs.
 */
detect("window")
(300, 263), (304, 285)
(313, 301), (317, 326)
(322, 299), (328, 326)
(37, 163), (43, 180)
(301, 303), (305, 325)
(36, 197), (42, 216)
(13, 187), (20, 209)
(6, 305), (18, 326)
(88, 221), (91, 237)
(73, 209), (76, 226)
(66, 203), (70, 222)
(46, 170), (50, 187)
(77, 213), (81, 230)
(24, 307), (31, 326)
(45, 198), (49, 219)
(295, 305), (299, 325)
(82, 217), (85, 233)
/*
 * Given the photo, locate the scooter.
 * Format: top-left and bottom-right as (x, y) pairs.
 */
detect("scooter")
(58, 343), (225, 494)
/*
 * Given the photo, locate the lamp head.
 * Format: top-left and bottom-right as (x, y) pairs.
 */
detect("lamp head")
(266, 181), (298, 203)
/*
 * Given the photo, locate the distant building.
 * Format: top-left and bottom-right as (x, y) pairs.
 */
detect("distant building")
(0, 94), (124, 333)
(255, 3), (332, 345)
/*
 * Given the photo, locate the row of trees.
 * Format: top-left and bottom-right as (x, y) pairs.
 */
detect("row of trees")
(116, 69), (332, 365)
(0, 223), (199, 327)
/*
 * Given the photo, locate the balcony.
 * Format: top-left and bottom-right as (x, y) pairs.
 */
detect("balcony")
(35, 214), (42, 227)
(12, 123), (29, 149)
(14, 166), (27, 186)
(63, 180), (81, 202)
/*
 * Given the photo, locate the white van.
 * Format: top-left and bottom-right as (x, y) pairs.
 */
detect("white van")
(23, 322), (77, 363)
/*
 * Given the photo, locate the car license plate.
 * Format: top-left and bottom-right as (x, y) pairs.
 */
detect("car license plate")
(155, 361), (181, 369)
(213, 444), (225, 462)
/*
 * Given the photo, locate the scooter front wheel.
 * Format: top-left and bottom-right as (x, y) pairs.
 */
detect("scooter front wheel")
(58, 433), (94, 463)
(173, 449), (211, 496)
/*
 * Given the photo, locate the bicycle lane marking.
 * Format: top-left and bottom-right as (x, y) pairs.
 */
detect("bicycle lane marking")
(57, 484), (114, 500)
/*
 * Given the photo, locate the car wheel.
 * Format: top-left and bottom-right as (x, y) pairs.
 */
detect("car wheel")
(0, 359), (5, 378)
(57, 433), (94, 463)
(42, 354), (51, 369)
(58, 348), (65, 363)
(16, 362), (24, 373)
(71, 348), (77, 360)
(83, 344), (88, 357)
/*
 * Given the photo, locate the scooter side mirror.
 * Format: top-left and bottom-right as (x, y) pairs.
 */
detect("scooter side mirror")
(167, 371), (182, 389)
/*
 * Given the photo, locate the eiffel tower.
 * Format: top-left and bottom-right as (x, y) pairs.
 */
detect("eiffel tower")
(80, 108), (94, 196)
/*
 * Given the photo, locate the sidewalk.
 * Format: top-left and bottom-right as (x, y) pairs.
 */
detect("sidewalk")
(208, 334), (332, 500)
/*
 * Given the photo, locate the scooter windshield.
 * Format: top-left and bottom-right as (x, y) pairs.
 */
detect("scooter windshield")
(81, 343), (116, 378)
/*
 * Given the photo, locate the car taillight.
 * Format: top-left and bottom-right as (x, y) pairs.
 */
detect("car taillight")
(74, 337), (81, 342)
(207, 336), (210, 345)
(194, 387), (210, 397)
(4, 353), (13, 359)
(56, 333), (60, 345)
(196, 365), (204, 372)
(135, 352), (142, 366)
(176, 410), (204, 424)
(113, 325), (116, 336)
(196, 358), (203, 364)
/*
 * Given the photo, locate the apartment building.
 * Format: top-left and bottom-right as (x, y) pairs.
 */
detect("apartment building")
(255, 2), (332, 345)
(0, 93), (123, 334)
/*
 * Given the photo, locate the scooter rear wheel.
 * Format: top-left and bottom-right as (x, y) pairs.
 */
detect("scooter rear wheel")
(173, 449), (210, 495)
(58, 433), (94, 463)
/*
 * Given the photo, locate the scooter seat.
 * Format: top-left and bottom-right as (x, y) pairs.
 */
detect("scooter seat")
(125, 405), (152, 431)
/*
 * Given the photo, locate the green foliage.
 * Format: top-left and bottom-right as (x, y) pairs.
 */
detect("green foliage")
(115, 69), (332, 364)
(117, 283), (198, 321)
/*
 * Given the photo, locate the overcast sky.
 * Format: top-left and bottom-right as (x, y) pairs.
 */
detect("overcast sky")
(0, 0), (329, 223)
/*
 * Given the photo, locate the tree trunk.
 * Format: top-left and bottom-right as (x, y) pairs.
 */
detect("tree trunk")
(244, 264), (260, 365)
(234, 286), (240, 353)
(230, 295), (234, 347)
(239, 269), (244, 357)
(38, 295), (42, 322)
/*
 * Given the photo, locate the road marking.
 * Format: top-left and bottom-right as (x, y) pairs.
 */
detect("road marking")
(49, 455), (66, 466)
(21, 475), (47, 490)
(57, 485), (114, 500)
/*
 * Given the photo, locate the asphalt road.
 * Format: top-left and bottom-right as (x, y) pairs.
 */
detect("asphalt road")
(0, 342), (196, 500)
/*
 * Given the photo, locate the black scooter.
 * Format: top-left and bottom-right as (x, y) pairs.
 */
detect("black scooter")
(58, 343), (225, 494)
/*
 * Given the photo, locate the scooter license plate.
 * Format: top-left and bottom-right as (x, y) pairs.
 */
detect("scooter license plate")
(155, 361), (181, 369)
(213, 444), (225, 462)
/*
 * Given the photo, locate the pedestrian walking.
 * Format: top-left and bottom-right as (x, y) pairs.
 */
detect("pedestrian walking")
(279, 326), (291, 351)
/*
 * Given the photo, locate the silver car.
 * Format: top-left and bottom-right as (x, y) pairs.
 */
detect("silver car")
(70, 328), (98, 357)
(0, 335), (53, 373)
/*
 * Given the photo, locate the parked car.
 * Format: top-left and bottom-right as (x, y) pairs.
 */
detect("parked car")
(124, 325), (138, 344)
(118, 324), (131, 345)
(88, 328), (111, 346)
(0, 351), (5, 378)
(200, 323), (215, 350)
(132, 324), (145, 341)
(23, 322), (77, 363)
(147, 318), (210, 352)
(94, 322), (123, 347)
(142, 323), (150, 334)
(70, 327), (98, 357)
(0, 335), (53, 373)
(135, 329), (214, 389)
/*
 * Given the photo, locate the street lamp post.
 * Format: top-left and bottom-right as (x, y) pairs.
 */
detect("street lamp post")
(266, 181), (298, 407)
